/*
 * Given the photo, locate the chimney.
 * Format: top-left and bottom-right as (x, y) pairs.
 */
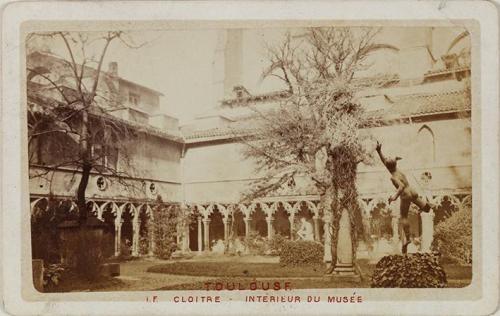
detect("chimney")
(108, 62), (118, 77)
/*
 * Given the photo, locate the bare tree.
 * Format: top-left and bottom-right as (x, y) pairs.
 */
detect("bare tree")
(240, 27), (394, 270)
(27, 31), (147, 225)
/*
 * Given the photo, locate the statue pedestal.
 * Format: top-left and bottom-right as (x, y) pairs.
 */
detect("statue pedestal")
(420, 210), (435, 252)
(331, 209), (361, 282)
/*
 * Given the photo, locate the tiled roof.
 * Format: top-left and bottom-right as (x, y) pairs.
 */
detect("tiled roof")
(184, 89), (470, 141)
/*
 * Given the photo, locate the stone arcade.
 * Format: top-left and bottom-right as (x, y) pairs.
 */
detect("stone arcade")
(29, 27), (472, 269)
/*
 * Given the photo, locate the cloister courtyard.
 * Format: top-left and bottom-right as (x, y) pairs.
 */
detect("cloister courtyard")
(46, 254), (472, 292)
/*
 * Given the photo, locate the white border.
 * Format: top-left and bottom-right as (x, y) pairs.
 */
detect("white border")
(2, 1), (499, 315)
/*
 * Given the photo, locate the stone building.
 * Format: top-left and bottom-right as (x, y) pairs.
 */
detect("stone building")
(29, 27), (472, 261)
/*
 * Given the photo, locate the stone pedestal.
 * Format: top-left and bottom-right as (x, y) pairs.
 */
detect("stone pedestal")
(333, 209), (355, 275)
(420, 210), (435, 252)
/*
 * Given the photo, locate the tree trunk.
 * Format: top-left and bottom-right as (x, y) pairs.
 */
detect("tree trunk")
(77, 162), (92, 224)
(77, 109), (91, 225)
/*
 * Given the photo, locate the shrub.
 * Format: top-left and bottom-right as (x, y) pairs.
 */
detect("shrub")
(152, 196), (189, 260)
(243, 231), (267, 255)
(267, 234), (290, 256)
(371, 253), (447, 288)
(279, 240), (323, 266)
(432, 205), (472, 265)
(139, 236), (150, 255)
(43, 263), (65, 290)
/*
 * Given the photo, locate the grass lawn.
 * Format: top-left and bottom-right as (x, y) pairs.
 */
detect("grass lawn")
(156, 277), (369, 290)
(147, 262), (325, 277)
(149, 259), (472, 290)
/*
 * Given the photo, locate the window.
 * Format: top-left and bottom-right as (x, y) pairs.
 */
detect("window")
(128, 92), (140, 106)
(415, 125), (435, 166)
(91, 144), (118, 170)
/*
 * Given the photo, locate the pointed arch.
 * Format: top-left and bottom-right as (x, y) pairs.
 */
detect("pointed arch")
(416, 125), (436, 165)
(446, 31), (470, 54)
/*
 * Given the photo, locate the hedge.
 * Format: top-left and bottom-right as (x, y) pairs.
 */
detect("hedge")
(371, 253), (447, 288)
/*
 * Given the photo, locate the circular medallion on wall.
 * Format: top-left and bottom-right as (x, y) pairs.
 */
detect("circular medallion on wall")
(96, 176), (108, 191)
(149, 182), (157, 195)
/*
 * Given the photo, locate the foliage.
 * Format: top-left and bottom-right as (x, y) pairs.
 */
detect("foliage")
(139, 236), (150, 255)
(152, 196), (190, 259)
(239, 27), (392, 267)
(43, 263), (66, 290)
(279, 240), (324, 266)
(242, 231), (268, 255)
(371, 253), (447, 288)
(432, 205), (472, 265)
(27, 31), (144, 222)
(267, 233), (290, 256)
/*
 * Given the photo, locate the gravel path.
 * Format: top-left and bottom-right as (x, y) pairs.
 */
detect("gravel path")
(98, 259), (212, 291)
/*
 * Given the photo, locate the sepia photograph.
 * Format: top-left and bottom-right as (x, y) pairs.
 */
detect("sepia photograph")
(26, 24), (474, 294)
(1, 1), (499, 315)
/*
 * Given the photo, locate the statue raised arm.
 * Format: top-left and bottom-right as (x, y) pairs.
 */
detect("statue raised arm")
(376, 141), (433, 254)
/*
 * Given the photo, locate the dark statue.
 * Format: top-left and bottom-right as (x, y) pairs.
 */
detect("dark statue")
(376, 141), (432, 254)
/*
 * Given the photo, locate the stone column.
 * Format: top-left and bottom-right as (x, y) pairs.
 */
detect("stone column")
(131, 216), (140, 257)
(323, 213), (332, 263)
(333, 209), (355, 275)
(203, 218), (211, 251)
(288, 215), (295, 240)
(197, 216), (203, 253)
(313, 215), (320, 241)
(244, 217), (251, 237)
(391, 215), (401, 254)
(114, 219), (123, 257)
(183, 225), (190, 252)
(420, 210), (435, 252)
(266, 217), (274, 239)
(223, 217), (229, 243)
